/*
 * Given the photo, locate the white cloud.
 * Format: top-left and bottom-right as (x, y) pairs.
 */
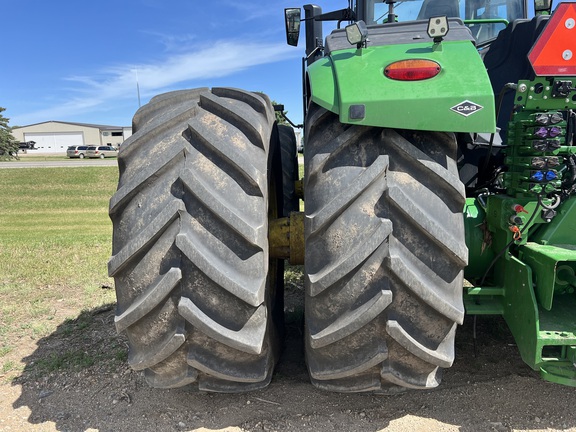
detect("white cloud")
(138, 31), (198, 52)
(14, 39), (299, 125)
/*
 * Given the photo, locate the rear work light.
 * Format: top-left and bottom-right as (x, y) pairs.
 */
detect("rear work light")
(384, 59), (441, 81)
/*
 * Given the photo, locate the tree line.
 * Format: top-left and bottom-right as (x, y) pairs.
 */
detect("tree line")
(0, 107), (18, 160)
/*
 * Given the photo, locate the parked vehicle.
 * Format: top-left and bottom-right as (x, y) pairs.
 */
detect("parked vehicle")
(86, 145), (118, 159)
(108, 0), (576, 393)
(66, 145), (89, 159)
(19, 141), (36, 150)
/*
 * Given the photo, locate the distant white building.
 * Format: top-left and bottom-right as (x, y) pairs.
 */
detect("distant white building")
(11, 121), (132, 153)
(294, 128), (302, 146)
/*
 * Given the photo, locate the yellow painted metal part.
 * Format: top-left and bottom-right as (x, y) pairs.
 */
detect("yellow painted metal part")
(269, 217), (290, 260)
(269, 211), (304, 265)
(289, 212), (304, 265)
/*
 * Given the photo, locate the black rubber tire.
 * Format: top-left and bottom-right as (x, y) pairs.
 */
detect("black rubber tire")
(304, 103), (467, 392)
(109, 87), (282, 392)
(278, 125), (299, 215)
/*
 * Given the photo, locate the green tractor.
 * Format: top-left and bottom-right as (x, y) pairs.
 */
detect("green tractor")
(108, 0), (576, 392)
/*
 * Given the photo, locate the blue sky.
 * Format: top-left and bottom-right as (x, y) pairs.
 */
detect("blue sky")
(2, 0), (337, 128)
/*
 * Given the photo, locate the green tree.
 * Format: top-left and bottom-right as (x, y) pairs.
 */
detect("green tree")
(0, 108), (18, 160)
(275, 109), (289, 126)
(270, 100), (289, 126)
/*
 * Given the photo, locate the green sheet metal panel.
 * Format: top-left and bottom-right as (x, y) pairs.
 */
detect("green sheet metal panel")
(463, 198), (495, 280)
(308, 40), (495, 132)
(502, 256), (540, 368)
(522, 243), (576, 310)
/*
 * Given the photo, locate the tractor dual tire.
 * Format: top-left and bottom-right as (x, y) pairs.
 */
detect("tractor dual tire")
(109, 87), (283, 392)
(278, 124), (299, 216)
(304, 104), (467, 392)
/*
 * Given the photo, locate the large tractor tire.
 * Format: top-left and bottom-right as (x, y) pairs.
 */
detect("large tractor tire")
(278, 125), (299, 215)
(108, 87), (283, 392)
(304, 103), (467, 392)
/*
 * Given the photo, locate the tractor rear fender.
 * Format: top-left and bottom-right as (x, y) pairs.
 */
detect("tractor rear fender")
(307, 39), (496, 133)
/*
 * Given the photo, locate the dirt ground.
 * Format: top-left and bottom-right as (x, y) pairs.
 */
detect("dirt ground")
(2, 293), (576, 432)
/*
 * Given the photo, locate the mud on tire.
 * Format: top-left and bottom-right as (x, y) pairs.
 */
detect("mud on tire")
(304, 103), (467, 392)
(108, 88), (281, 392)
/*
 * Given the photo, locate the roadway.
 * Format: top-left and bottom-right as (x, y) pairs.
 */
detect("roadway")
(0, 159), (118, 169)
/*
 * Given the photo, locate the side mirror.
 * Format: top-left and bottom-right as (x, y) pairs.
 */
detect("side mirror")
(285, 8), (301, 46)
(534, 0), (552, 14)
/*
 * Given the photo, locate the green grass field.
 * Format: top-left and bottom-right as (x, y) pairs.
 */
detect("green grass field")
(0, 161), (305, 381)
(0, 167), (119, 378)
